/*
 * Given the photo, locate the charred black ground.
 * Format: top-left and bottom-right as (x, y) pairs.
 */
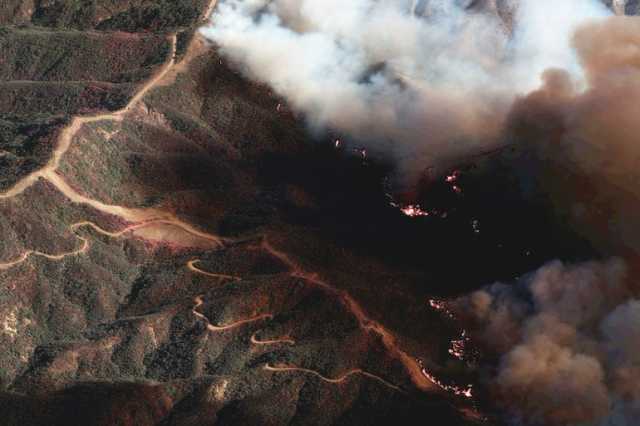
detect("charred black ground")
(258, 139), (597, 295)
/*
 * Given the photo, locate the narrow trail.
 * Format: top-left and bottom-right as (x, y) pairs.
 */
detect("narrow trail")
(0, 219), (223, 271)
(185, 245), (404, 398)
(0, 27), (224, 241)
(0, 33), (179, 201)
(201, 0), (219, 22)
(0, 237), (89, 271)
(250, 332), (295, 346)
(187, 260), (241, 281)
(186, 256), (296, 342)
(46, 169), (225, 245)
(0, 221), (124, 271)
(259, 239), (435, 392)
(264, 363), (404, 393)
(0, 0), (451, 407)
(208, 314), (273, 332)
(0, 21), (226, 270)
(191, 295), (273, 332)
(44, 172), (226, 248)
(162, 0), (218, 86)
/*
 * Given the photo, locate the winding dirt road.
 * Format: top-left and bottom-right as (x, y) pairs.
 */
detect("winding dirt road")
(0, 219), (221, 271)
(187, 260), (241, 281)
(0, 0), (457, 406)
(259, 239), (435, 392)
(0, 6), (224, 270)
(264, 363), (404, 393)
(191, 295), (273, 332)
(0, 236), (89, 271)
(0, 33), (178, 202)
(202, 0), (218, 21)
(184, 237), (408, 393)
(250, 332), (295, 346)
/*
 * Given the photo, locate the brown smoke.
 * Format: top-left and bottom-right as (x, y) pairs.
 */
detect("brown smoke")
(452, 18), (640, 426)
(507, 17), (640, 257)
(202, 5), (640, 424)
(454, 259), (639, 425)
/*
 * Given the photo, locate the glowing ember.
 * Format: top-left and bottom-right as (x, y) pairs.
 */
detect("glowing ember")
(384, 178), (439, 219)
(429, 299), (474, 361)
(445, 170), (460, 183)
(449, 345), (465, 360)
(353, 148), (367, 159)
(429, 298), (446, 311)
(401, 204), (430, 217)
(462, 386), (473, 398)
(449, 330), (468, 361)
(418, 360), (474, 399)
(471, 219), (480, 234)
(428, 298), (455, 319)
(444, 170), (463, 195)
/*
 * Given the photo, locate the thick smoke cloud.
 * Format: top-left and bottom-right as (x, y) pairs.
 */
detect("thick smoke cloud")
(467, 18), (640, 424)
(507, 17), (640, 254)
(200, 0), (609, 183)
(459, 17), (640, 420)
(454, 259), (640, 425)
(201, 2), (640, 425)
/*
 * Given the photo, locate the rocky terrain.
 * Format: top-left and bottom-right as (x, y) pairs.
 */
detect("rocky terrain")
(0, 1), (635, 425)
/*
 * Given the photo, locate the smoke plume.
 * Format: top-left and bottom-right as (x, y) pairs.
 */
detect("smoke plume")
(455, 16), (640, 425)
(454, 258), (640, 425)
(464, 17), (640, 424)
(507, 17), (640, 254)
(200, 0), (609, 183)
(201, 2), (640, 425)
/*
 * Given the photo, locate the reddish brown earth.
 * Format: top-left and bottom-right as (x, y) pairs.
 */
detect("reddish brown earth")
(0, 1), (490, 425)
(5, 1), (631, 425)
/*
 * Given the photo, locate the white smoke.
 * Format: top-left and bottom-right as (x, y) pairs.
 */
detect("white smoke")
(510, 0), (609, 89)
(454, 259), (640, 425)
(200, 0), (610, 182)
(199, 2), (640, 425)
